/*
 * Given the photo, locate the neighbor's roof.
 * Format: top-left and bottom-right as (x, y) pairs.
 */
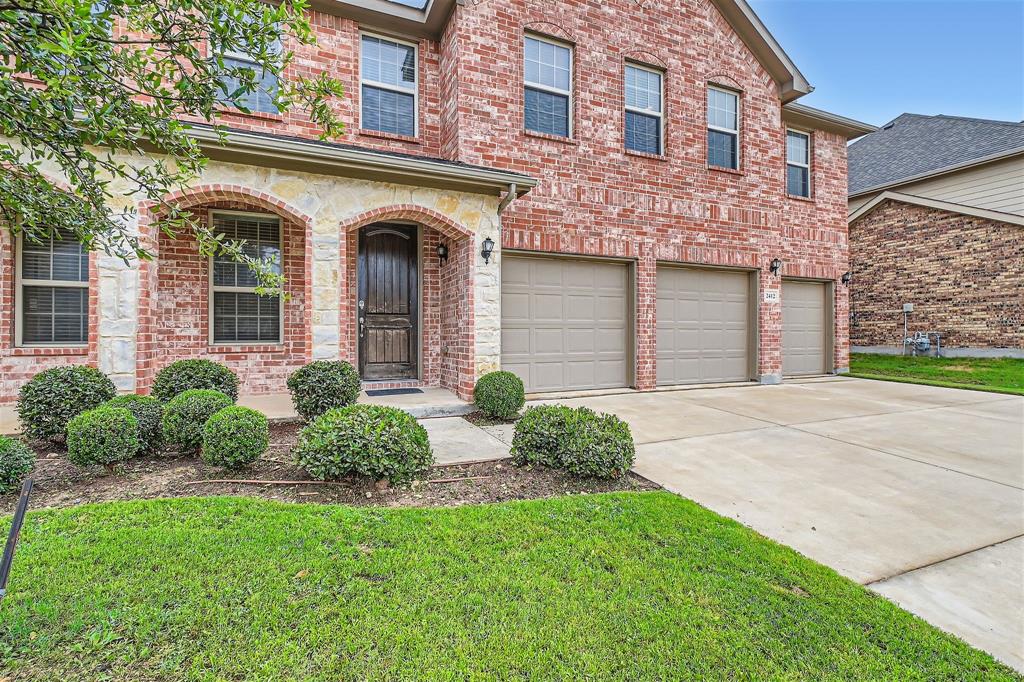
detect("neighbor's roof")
(848, 113), (1024, 197)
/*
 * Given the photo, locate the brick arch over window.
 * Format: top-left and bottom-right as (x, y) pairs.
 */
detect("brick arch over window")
(339, 205), (474, 242)
(140, 184), (313, 235)
(522, 21), (576, 43)
(622, 49), (668, 70)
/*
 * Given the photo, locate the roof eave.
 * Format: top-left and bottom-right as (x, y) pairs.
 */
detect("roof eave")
(783, 103), (877, 139)
(309, 0), (457, 39)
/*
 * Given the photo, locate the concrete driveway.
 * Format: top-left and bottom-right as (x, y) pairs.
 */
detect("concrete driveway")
(542, 377), (1024, 671)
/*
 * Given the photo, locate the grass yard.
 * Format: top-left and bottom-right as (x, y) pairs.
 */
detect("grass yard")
(850, 352), (1024, 395)
(1, 493), (1016, 680)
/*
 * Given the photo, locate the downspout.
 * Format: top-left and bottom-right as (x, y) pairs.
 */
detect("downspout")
(497, 183), (518, 215)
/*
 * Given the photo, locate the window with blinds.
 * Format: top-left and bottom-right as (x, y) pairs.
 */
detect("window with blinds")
(361, 34), (418, 137)
(18, 229), (89, 345)
(524, 35), (572, 138)
(210, 212), (283, 344)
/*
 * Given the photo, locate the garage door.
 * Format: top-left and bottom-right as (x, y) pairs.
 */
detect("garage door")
(656, 266), (751, 385)
(783, 280), (828, 376)
(501, 255), (629, 392)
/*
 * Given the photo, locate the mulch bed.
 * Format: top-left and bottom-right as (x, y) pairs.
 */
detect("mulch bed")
(1, 423), (658, 514)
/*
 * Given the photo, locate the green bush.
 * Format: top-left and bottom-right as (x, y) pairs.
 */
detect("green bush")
(474, 371), (525, 420)
(202, 406), (269, 469)
(151, 359), (239, 403)
(66, 407), (140, 468)
(16, 365), (116, 442)
(0, 436), (35, 494)
(294, 405), (433, 485)
(511, 405), (635, 479)
(162, 389), (233, 453)
(286, 360), (361, 421)
(103, 394), (163, 453)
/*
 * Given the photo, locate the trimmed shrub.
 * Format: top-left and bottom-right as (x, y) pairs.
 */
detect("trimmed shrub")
(511, 405), (635, 479)
(162, 389), (233, 453)
(294, 405), (432, 484)
(0, 436), (35, 494)
(103, 394), (163, 453)
(202, 406), (269, 469)
(286, 360), (361, 421)
(473, 371), (525, 420)
(66, 407), (140, 468)
(17, 365), (116, 442)
(151, 359), (239, 403)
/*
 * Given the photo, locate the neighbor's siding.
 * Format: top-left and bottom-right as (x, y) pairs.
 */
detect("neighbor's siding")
(849, 199), (1024, 349)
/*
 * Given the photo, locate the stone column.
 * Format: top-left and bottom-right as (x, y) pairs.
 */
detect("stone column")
(96, 214), (141, 393)
(310, 216), (341, 361)
(473, 211), (501, 382)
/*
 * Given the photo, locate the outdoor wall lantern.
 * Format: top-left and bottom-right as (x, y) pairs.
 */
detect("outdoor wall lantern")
(841, 271), (852, 286)
(437, 243), (449, 265)
(481, 236), (495, 264)
(769, 258), (782, 276)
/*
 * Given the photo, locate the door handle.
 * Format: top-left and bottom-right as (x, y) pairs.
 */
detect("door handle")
(359, 316), (365, 339)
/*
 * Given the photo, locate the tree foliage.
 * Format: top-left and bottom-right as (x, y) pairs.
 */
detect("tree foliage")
(0, 0), (344, 292)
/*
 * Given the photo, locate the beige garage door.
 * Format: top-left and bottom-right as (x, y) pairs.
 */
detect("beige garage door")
(656, 266), (751, 385)
(783, 280), (828, 376)
(501, 255), (629, 392)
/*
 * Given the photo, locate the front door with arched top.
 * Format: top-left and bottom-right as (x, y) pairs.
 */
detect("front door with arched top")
(357, 224), (418, 380)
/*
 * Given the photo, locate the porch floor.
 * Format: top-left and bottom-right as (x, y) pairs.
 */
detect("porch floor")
(238, 386), (473, 421)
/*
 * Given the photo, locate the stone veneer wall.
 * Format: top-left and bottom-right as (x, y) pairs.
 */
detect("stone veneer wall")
(849, 200), (1024, 350)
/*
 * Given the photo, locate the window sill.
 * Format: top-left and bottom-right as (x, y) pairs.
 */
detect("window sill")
(523, 129), (577, 145)
(209, 343), (288, 354)
(708, 165), (745, 177)
(626, 148), (667, 162)
(11, 346), (89, 357)
(786, 193), (816, 204)
(215, 106), (285, 123)
(358, 128), (422, 144)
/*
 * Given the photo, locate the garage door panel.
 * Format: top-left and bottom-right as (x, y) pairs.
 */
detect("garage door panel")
(782, 280), (827, 377)
(656, 266), (751, 385)
(501, 328), (530, 355)
(502, 255), (629, 392)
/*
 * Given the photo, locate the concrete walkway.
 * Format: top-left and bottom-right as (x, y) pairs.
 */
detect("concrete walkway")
(540, 377), (1024, 671)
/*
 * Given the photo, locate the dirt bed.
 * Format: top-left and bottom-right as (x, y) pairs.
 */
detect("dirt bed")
(1, 423), (658, 514)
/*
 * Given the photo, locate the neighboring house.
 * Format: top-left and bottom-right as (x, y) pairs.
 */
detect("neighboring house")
(848, 114), (1024, 357)
(0, 0), (874, 408)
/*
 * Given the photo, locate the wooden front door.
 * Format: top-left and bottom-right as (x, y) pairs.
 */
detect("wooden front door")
(358, 224), (418, 380)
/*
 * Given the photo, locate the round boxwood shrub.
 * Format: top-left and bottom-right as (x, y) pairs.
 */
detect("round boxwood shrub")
(511, 405), (635, 479)
(0, 436), (35, 494)
(202, 406), (269, 469)
(66, 406), (140, 468)
(474, 371), (525, 421)
(151, 359), (239, 403)
(162, 389), (234, 453)
(286, 360), (361, 421)
(294, 404), (433, 485)
(103, 394), (163, 453)
(16, 365), (116, 442)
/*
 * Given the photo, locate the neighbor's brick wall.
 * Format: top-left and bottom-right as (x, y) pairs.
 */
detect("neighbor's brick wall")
(850, 200), (1024, 349)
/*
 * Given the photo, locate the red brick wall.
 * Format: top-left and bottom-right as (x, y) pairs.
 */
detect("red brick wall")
(850, 200), (1024, 350)
(148, 201), (310, 394)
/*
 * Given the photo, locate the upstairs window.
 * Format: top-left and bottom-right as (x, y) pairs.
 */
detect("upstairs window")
(625, 63), (663, 155)
(786, 129), (811, 197)
(17, 230), (89, 346)
(707, 86), (740, 169)
(210, 212), (283, 344)
(361, 34), (418, 137)
(215, 37), (280, 114)
(524, 35), (572, 138)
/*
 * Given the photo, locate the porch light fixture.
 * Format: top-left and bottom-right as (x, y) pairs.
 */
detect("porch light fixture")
(841, 271), (852, 286)
(437, 243), (449, 265)
(481, 236), (495, 264)
(769, 258), (782, 276)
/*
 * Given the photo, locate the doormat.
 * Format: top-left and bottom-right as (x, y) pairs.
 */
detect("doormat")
(365, 388), (425, 397)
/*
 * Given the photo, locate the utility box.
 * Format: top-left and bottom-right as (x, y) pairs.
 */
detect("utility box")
(902, 303), (914, 313)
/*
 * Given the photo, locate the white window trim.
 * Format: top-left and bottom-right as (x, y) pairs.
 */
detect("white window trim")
(707, 85), (741, 169)
(523, 33), (574, 138)
(207, 209), (285, 346)
(14, 233), (89, 348)
(786, 128), (812, 197)
(624, 61), (664, 155)
(359, 31), (420, 138)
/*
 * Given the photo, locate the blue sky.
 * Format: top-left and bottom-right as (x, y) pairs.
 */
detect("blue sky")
(749, 0), (1024, 126)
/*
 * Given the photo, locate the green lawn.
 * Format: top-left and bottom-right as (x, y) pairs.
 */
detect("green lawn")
(1, 493), (1016, 680)
(850, 352), (1024, 395)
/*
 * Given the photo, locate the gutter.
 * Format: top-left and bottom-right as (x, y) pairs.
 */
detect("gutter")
(185, 125), (537, 197)
(783, 103), (877, 139)
(497, 183), (517, 214)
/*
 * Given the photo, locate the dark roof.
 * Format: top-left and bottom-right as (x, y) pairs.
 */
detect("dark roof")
(848, 113), (1024, 196)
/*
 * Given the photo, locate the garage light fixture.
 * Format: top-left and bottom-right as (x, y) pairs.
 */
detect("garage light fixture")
(437, 243), (449, 265)
(841, 271), (852, 286)
(481, 236), (495, 264)
(769, 258), (782, 276)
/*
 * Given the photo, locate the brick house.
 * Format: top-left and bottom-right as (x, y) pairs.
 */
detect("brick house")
(0, 0), (874, 413)
(848, 114), (1024, 357)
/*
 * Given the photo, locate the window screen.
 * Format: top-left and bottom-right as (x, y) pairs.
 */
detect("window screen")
(786, 130), (811, 197)
(211, 213), (282, 343)
(361, 34), (417, 136)
(19, 229), (89, 345)
(707, 87), (739, 169)
(625, 64), (663, 154)
(524, 35), (572, 137)
(217, 56), (280, 114)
